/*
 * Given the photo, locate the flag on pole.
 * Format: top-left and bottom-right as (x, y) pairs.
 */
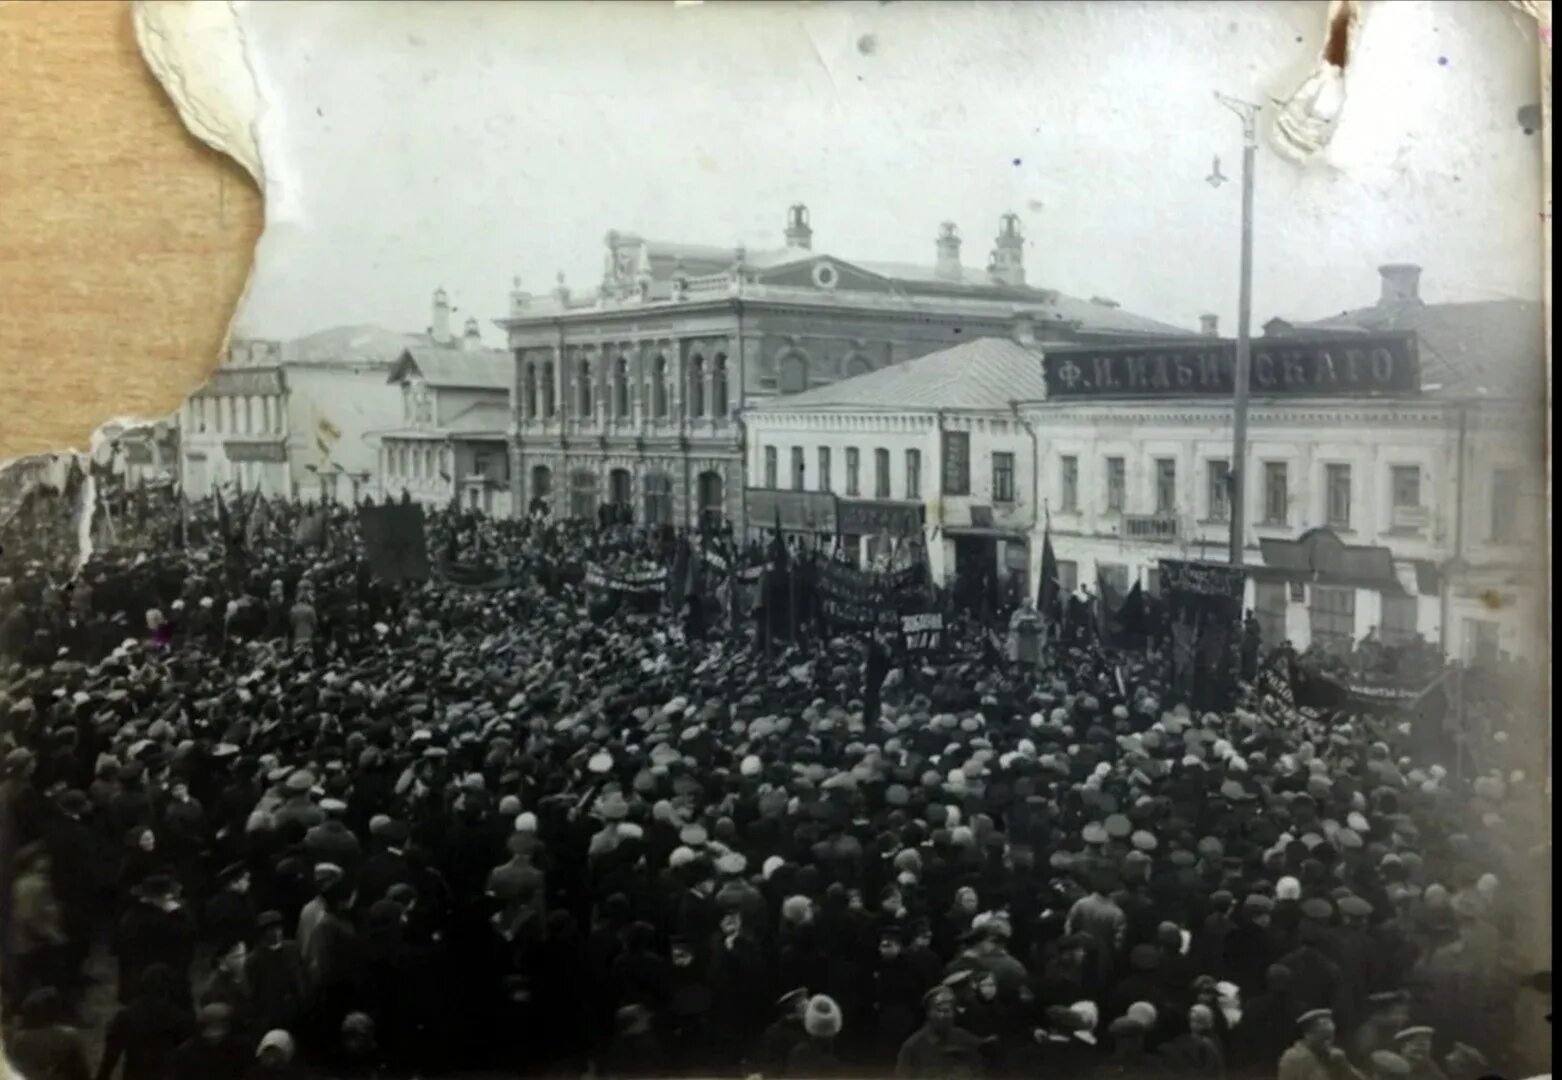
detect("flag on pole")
(1037, 526), (1061, 623)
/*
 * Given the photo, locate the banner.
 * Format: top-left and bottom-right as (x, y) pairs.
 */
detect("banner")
(433, 558), (518, 591)
(900, 611), (945, 654)
(817, 558), (927, 631)
(359, 502), (432, 582)
(1161, 559), (1246, 598)
(584, 563), (669, 595)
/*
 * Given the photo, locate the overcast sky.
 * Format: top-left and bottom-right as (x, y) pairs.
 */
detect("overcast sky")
(233, 0), (1544, 345)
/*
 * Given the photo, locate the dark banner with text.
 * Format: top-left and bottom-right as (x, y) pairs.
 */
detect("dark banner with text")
(1044, 332), (1418, 399)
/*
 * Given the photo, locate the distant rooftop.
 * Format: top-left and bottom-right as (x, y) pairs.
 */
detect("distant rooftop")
(1264, 265), (1544, 400)
(503, 205), (1193, 339)
(750, 337), (1047, 414)
(389, 344), (511, 392)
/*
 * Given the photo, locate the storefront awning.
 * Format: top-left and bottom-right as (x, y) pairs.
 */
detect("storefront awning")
(1256, 527), (1407, 593)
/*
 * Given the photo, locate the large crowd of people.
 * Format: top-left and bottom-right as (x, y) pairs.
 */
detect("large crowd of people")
(0, 483), (1550, 1079)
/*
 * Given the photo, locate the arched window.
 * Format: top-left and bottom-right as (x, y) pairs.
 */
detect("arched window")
(569, 469), (599, 521)
(845, 354), (873, 378)
(609, 468), (633, 514)
(712, 354), (730, 418)
(541, 362), (556, 419)
(577, 359), (594, 418)
(652, 355), (669, 419)
(697, 470), (724, 531)
(779, 351), (809, 394)
(524, 363), (539, 418)
(643, 471), (673, 525)
(614, 357), (630, 418)
(689, 354), (706, 418)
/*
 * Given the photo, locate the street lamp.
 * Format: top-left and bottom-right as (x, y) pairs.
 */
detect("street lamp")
(1213, 90), (1261, 567)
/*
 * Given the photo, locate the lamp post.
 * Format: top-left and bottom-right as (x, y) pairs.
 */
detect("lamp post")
(1212, 91), (1261, 567)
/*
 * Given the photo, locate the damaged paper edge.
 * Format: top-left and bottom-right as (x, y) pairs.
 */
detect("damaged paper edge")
(0, 1), (264, 585)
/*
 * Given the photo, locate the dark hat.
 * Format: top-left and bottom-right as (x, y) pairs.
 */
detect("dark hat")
(1108, 1015), (1146, 1037)
(1394, 1026), (1434, 1042)
(1300, 897), (1334, 921)
(217, 862), (247, 884)
(1338, 895), (1374, 919)
(256, 910), (284, 931)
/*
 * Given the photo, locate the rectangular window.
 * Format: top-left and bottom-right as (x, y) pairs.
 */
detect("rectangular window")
(1391, 465), (1420, 508)
(764, 446), (778, 489)
(1264, 462), (1288, 525)
(992, 452), (1016, 503)
(874, 449), (891, 499)
(1154, 458), (1176, 515)
(1490, 468), (1519, 542)
(1207, 459), (1230, 521)
(817, 448), (832, 493)
(1105, 456), (1126, 512)
(1380, 593), (1419, 645)
(1060, 455), (1079, 512)
(846, 449), (860, 497)
(905, 450), (922, 499)
(1326, 464), (1352, 528)
(1308, 585), (1356, 652)
(791, 447), (806, 492)
(1056, 559), (1079, 594)
(941, 431), (970, 496)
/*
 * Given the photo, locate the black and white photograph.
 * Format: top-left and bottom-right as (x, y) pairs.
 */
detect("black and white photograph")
(0, 2), (1551, 1078)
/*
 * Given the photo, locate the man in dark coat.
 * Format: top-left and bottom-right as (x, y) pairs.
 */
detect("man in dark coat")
(95, 963), (195, 1080)
(114, 875), (195, 1006)
(167, 1003), (251, 1080)
(758, 986), (811, 1077)
(894, 985), (986, 1080)
(244, 909), (308, 1036)
(203, 862), (256, 954)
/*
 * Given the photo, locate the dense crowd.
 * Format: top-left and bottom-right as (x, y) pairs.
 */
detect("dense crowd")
(0, 486), (1550, 1080)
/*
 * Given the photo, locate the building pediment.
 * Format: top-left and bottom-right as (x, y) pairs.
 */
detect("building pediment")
(751, 256), (895, 294)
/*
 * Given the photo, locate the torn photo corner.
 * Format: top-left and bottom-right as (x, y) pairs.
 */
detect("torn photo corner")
(0, 2), (1552, 1078)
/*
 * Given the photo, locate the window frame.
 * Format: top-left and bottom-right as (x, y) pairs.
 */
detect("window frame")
(1325, 463), (1352, 530)
(1060, 455), (1079, 513)
(1105, 456), (1126, 513)
(1263, 461), (1289, 526)
(992, 451), (1016, 504)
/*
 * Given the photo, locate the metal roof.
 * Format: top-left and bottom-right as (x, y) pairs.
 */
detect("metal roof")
(390, 345), (512, 391)
(751, 337), (1047, 413)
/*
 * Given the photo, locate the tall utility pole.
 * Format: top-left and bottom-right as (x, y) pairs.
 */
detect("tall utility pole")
(1215, 91), (1261, 566)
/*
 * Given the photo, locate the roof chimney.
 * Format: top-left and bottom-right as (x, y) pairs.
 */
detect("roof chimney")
(1199, 313), (1219, 337)
(431, 287), (451, 345)
(785, 204), (813, 251)
(1378, 263), (1422, 306)
(462, 317), (482, 351)
(987, 212), (1025, 287)
(553, 271), (570, 306)
(934, 222), (962, 282)
(509, 275), (532, 314)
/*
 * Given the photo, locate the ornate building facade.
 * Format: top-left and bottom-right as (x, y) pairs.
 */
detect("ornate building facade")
(499, 205), (1192, 531)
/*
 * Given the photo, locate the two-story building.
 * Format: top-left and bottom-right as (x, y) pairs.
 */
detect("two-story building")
(498, 205), (1192, 531)
(378, 302), (513, 516)
(746, 333), (1047, 607)
(180, 318), (441, 502)
(1016, 265), (1546, 663)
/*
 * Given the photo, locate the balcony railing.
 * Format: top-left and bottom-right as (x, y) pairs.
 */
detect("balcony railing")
(1122, 513), (1180, 542)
